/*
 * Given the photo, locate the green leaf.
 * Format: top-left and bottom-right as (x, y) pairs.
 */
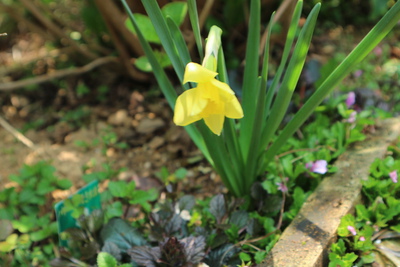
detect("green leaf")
(161, 2), (187, 27)
(129, 188), (157, 202)
(0, 207), (14, 220)
(204, 243), (239, 266)
(342, 253), (358, 264)
(129, 189), (158, 212)
(187, 0), (203, 59)
(179, 195), (195, 211)
(105, 201), (124, 221)
(12, 215), (36, 233)
(102, 241), (122, 262)
(56, 179), (72, 190)
(62, 194), (85, 219)
(0, 233), (18, 252)
(101, 218), (147, 253)
(134, 52), (172, 72)
(239, 252), (251, 261)
(30, 228), (52, 242)
(229, 210), (248, 229)
(137, 0), (186, 81)
(83, 171), (108, 183)
(263, 217), (275, 233)
(331, 239), (347, 256)
(37, 179), (55, 195)
(239, 0), (261, 159)
(360, 253), (375, 264)
(355, 205), (371, 222)
(97, 252), (118, 267)
(125, 14), (160, 43)
(337, 214), (356, 237)
(390, 224), (400, 232)
(108, 181), (134, 198)
(254, 250), (268, 264)
(19, 188), (43, 204)
(287, 187), (308, 219)
(175, 168), (188, 180)
(209, 194), (226, 223)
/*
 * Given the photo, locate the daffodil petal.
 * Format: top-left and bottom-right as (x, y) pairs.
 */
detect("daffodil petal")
(198, 82), (220, 101)
(204, 114), (225, 135)
(211, 79), (235, 96)
(183, 62), (218, 84)
(173, 89), (205, 126)
(225, 97), (244, 119)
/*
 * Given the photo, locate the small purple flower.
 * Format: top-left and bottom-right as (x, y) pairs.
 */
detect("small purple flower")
(359, 236), (365, 241)
(353, 70), (363, 78)
(347, 225), (357, 236)
(346, 92), (356, 108)
(389, 170), (398, 183)
(347, 111), (357, 123)
(306, 160), (328, 174)
(276, 177), (289, 192)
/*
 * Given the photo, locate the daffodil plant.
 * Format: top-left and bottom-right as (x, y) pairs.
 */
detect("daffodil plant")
(122, 0), (400, 196)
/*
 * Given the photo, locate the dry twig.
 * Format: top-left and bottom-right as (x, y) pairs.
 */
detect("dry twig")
(0, 115), (35, 149)
(0, 56), (119, 91)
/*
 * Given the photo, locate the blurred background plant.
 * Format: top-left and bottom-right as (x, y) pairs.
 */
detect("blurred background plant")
(0, 0), (394, 92)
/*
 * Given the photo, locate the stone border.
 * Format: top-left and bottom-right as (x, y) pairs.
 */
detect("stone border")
(260, 117), (400, 267)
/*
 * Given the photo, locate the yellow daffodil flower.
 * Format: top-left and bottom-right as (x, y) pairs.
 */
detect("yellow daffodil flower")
(173, 62), (243, 135)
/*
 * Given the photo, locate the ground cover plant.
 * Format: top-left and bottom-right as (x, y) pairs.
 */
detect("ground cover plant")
(0, 104), (374, 266)
(0, 0), (400, 266)
(329, 139), (400, 267)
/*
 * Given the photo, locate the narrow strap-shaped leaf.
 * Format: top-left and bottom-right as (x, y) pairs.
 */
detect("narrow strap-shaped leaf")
(243, 13), (275, 191)
(218, 47), (245, 190)
(141, 0), (185, 82)
(239, 0), (261, 159)
(264, 1), (303, 116)
(264, 0), (400, 163)
(166, 17), (192, 90)
(166, 17), (191, 69)
(198, 124), (242, 196)
(260, 3), (320, 151)
(187, 0), (204, 59)
(260, 13), (275, 98)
